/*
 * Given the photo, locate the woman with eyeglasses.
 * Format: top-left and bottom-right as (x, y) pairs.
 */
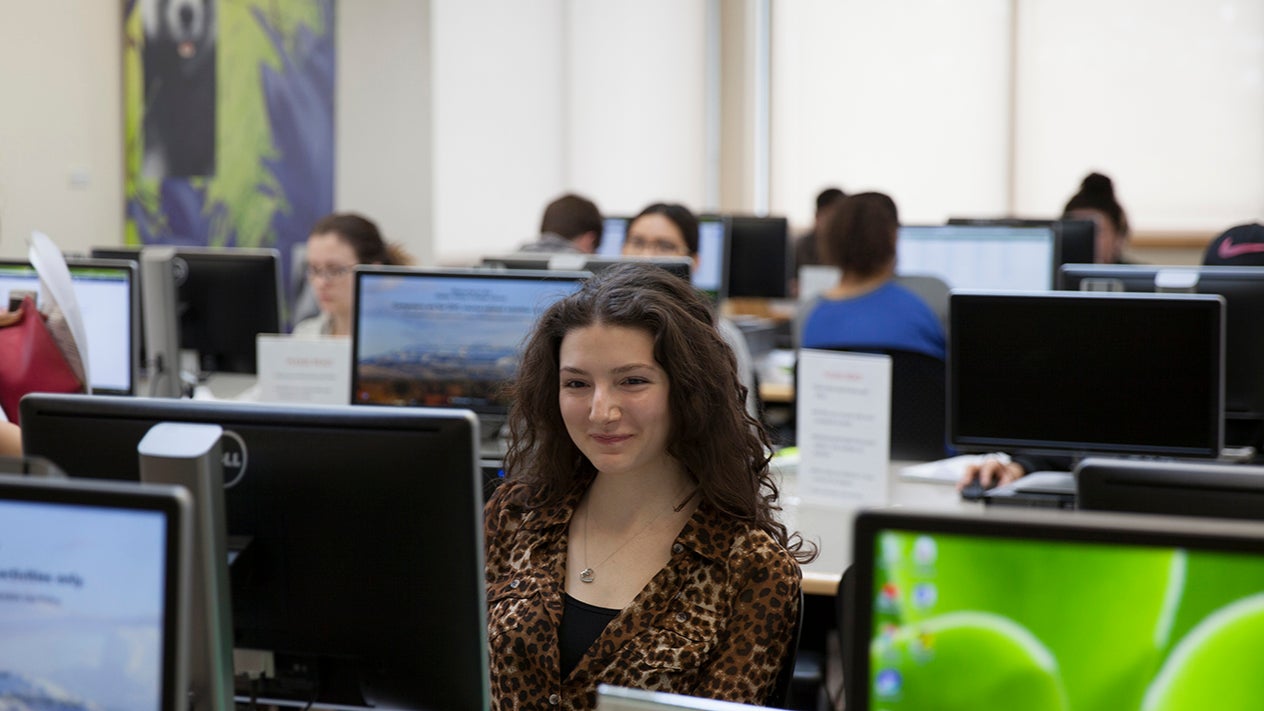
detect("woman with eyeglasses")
(620, 203), (760, 421)
(292, 213), (414, 337)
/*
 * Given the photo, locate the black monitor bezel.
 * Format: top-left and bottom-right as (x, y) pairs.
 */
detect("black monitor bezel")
(169, 247), (283, 375)
(726, 214), (791, 299)
(948, 290), (1226, 458)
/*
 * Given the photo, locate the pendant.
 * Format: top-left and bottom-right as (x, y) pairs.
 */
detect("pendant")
(580, 568), (595, 583)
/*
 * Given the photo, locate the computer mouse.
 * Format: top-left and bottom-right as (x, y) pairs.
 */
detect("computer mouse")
(959, 475), (994, 501)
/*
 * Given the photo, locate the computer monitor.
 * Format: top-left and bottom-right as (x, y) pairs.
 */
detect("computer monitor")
(0, 473), (191, 711)
(19, 393), (489, 711)
(352, 266), (586, 419)
(0, 257), (140, 394)
(1059, 264), (1264, 451)
(949, 291), (1225, 458)
(1076, 456), (1264, 521)
(596, 215), (632, 257)
(947, 217), (1097, 267)
(93, 246), (284, 375)
(726, 215), (790, 299)
(592, 213), (728, 300)
(850, 507), (1264, 711)
(897, 224), (1057, 290)
(481, 253), (692, 283)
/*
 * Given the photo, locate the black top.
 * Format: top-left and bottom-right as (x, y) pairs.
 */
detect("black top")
(558, 593), (620, 678)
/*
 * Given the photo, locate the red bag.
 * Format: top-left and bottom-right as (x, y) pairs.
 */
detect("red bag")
(0, 296), (84, 424)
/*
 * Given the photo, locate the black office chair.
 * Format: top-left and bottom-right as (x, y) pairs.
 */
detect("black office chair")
(765, 589), (805, 709)
(795, 347), (948, 461)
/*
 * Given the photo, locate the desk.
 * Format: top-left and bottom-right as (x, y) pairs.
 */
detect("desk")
(777, 461), (980, 595)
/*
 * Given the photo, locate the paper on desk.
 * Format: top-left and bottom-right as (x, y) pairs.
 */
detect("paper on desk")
(795, 349), (891, 508)
(256, 334), (351, 405)
(898, 454), (994, 485)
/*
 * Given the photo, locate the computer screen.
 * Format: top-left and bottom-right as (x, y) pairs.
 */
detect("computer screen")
(1076, 456), (1264, 521)
(947, 217), (1097, 267)
(851, 508), (1264, 711)
(897, 224), (1057, 291)
(353, 266), (585, 416)
(1060, 264), (1264, 451)
(171, 247), (282, 374)
(596, 215), (632, 257)
(92, 246), (283, 375)
(0, 257), (139, 394)
(594, 213), (727, 300)
(0, 474), (190, 711)
(727, 215), (790, 299)
(949, 291), (1224, 458)
(19, 393), (489, 711)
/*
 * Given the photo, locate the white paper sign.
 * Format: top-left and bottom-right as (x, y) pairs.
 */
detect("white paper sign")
(795, 349), (891, 508)
(255, 335), (351, 405)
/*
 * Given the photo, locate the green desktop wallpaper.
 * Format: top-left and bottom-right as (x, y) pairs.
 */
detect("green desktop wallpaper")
(868, 531), (1264, 710)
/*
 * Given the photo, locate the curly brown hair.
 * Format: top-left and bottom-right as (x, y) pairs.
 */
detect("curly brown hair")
(503, 263), (815, 563)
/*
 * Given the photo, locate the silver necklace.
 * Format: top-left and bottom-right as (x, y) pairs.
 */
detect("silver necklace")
(580, 487), (697, 584)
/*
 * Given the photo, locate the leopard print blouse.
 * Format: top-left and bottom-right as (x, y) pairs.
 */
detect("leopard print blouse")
(485, 477), (802, 711)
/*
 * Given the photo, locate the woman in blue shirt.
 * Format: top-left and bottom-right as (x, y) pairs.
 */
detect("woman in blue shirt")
(800, 192), (945, 359)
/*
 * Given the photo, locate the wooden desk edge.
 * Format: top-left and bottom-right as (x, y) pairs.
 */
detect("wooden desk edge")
(802, 570), (841, 596)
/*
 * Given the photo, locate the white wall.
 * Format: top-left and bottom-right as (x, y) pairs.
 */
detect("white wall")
(565, 0), (709, 217)
(771, 0), (1264, 234)
(429, 0), (711, 264)
(0, 1), (123, 259)
(336, 0), (433, 265)
(1013, 0), (1264, 229)
(771, 0), (1015, 230)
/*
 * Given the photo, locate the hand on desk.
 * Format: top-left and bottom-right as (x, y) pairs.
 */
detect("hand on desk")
(956, 456), (1026, 493)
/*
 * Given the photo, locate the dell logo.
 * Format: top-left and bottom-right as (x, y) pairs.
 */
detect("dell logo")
(221, 429), (248, 488)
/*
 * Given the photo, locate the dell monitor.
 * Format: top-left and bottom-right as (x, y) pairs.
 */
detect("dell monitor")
(726, 215), (790, 299)
(851, 507), (1264, 711)
(0, 257), (140, 394)
(1060, 264), (1264, 452)
(1076, 456), (1264, 521)
(352, 266), (586, 427)
(897, 224), (1057, 291)
(0, 473), (191, 711)
(949, 290), (1225, 459)
(93, 246), (284, 375)
(19, 393), (489, 711)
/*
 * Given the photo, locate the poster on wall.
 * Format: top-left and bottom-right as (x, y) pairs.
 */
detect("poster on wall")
(122, 0), (334, 302)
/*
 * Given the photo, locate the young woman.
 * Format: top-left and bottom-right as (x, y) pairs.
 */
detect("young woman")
(1062, 172), (1131, 265)
(484, 264), (814, 711)
(799, 191), (945, 359)
(293, 212), (412, 336)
